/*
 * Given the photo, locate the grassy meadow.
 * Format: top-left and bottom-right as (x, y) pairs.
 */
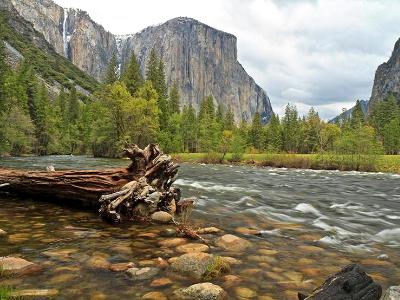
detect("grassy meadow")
(173, 153), (400, 174)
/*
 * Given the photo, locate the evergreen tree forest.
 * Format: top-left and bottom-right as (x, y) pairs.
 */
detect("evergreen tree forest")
(1, 40), (400, 158)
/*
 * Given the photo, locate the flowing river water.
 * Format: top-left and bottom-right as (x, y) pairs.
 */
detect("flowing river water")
(0, 156), (399, 299)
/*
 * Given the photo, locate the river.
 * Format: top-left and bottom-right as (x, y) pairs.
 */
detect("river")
(0, 156), (399, 299)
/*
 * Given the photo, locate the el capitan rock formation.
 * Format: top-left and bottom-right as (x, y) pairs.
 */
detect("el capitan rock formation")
(8, 0), (273, 122)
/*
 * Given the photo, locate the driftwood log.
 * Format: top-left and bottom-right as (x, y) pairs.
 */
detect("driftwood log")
(0, 144), (182, 223)
(298, 264), (382, 300)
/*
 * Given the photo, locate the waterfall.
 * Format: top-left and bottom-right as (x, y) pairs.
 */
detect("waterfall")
(62, 8), (68, 58)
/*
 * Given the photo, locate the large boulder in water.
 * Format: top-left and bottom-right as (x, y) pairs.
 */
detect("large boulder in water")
(173, 282), (228, 300)
(382, 286), (400, 300)
(298, 264), (382, 300)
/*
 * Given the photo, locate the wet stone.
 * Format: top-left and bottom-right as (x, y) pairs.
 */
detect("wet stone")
(0, 256), (41, 276)
(215, 234), (252, 252)
(0, 229), (7, 236)
(141, 291), (168, 300)
(197, 227), (221, 234)
(150, 277), (173, 287)
(235, 287), (257, 298)
(159, 238), (187, 247)
(8, 233), (30, 243)
(42, 248), (78, 261)
(11, 289), (59, 298)
(176, 243), (209, 253)
(109, 262), (135, 272)
(151, 211), (172, 223)
(382, 285), (400, 300)
(174, 282), (227, 300)
(171, 252), (214, 279)
(159, 228), (177, 237)
(126, 267), (159, 281)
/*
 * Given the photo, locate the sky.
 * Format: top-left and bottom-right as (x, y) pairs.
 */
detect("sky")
(54, 0), (400, 120)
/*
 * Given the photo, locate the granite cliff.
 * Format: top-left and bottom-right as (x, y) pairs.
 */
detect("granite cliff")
(370, 38), (400, 108)
(8, 0), (273, 122)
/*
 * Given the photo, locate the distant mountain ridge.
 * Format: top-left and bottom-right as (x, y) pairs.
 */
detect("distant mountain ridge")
(329, 100), (369, 124)
(8, 0), (273, 122)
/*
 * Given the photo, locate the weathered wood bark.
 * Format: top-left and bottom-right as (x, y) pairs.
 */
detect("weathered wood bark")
(0, 168), (132, 207)
(0, 144), (179, 214)
(298, 264), (382, 300)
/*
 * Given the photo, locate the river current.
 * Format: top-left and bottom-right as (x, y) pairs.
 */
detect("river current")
(0, 156), (399, 299)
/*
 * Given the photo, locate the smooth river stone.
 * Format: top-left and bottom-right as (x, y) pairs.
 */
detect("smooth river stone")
(126, 267), (159, 281)
(298, 245), (324, 253)
(170, 252), (214, 279)
(235, 287), (257, 298)
(174, 282), (228, 300)
(176, 243), (209, 253)
(11, 289), (59, 298)
(159, 238), (187, 247)
(197, 227), (221, 234)
(0, 256), (41, 275)
(150, 277), (173, 287)
(42, 248), (78, 261)
(0, 229), (7, 236)
(215, 234), (252, 252)
(8, 233), (30, 243)
(141, 291), (168, 300)
(151, 211), (172, 223)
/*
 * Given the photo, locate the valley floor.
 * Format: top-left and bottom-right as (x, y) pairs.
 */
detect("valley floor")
(173, 153), (400, 174)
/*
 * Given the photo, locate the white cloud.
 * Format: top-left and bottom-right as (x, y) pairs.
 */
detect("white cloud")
(53, 0), (400, 120)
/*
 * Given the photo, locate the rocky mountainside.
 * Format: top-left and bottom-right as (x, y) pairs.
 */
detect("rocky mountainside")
(9, 0), (273, 122)
(329, 100), (368, 124)
(0, 0), (98, 96)
(370, 38), (400, 108)
(10, 0), (116, 81)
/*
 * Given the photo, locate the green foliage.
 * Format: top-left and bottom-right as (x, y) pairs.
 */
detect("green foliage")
(282, 103), (300, 153)
(169, 81), (180, 114)
(350, 100), (365, 128)
(204, 256), (230, 280)
(122, 52), (143, 96)
(383, 118), (400, 154)
(103, 53), (119, 84)
(0, 285), (13, 300)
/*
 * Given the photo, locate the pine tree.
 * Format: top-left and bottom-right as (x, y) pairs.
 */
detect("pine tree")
(146, 48), (159, 84)
(383, 117), (400, 154)
(68, 86), (80, 123)
(350, 100), (365, 128)
(303, 107), (321, 153)
(224, 105), (235, 131)
(103, 53), (119, 84)
(282, 104), (300, 153)
(169, 81), (180, 114)
(181, 104), (197, 152)
(122, 52), (143, 96)
(250, 112), (262, 150)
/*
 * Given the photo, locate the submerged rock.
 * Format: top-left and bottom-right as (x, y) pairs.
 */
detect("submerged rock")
(141, 291), (168, 300)
(235, 287), (257, 298)
(215, 234), (252, 252)
(176, 243), (209, 253)
(171, 252), (214, 279)
(173, 282), (227, 300)
(159, 228), (177, 237)
(151, 211), (173, 223)
(109, 262), (135, 272)
(197, 227), (221, 234)
(0, 229), (7, 236)
(0, 256), (41, 276)
(382, 286), (400, 300)
(126, 267), (159, 281)
(11, 289), (59, 298)
(150, 277), (173, 287)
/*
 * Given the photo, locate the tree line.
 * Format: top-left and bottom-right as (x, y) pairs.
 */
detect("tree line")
(1, 29), (399, 157)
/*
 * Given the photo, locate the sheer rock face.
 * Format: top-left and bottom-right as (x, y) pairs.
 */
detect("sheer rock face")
(10, 0), (273, 122)
(119, 18), (272, 122)
(10, 0), (116, 80)
(370, 38), (400, 109)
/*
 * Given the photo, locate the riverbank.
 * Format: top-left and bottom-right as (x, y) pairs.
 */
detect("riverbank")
(173, 153), (400, 174)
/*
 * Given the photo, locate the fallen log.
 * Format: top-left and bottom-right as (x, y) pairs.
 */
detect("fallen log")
(298, 264), (382, 300)
(0, 144), (180, 217)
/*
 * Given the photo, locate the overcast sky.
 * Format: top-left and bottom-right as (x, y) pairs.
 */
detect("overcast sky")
(54, 0), (399, 119)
